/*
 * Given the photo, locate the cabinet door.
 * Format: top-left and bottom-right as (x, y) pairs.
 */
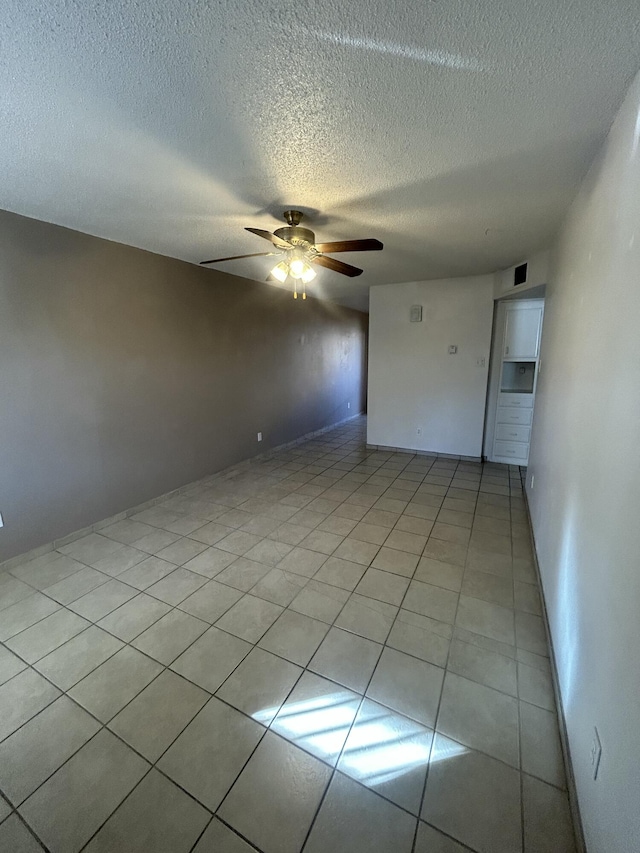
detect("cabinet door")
(503, 305), (543, 359)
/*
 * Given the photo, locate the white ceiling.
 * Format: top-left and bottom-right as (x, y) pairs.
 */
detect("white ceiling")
(1, 1), (639, 310)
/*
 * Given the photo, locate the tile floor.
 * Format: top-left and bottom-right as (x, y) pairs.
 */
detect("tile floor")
(0, 416), (577, 853)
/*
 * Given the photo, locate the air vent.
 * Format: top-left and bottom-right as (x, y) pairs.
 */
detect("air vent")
(514, 263), (528, 286)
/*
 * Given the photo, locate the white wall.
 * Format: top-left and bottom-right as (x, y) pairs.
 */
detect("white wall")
(527, 71), (640, 852)
(367, 276), (493, 456)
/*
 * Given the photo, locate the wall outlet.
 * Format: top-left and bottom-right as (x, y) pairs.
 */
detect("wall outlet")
(448, 345), (457, 354)
(347, 402), (350, 409)
(257, 432), (263, 442)
(416, 427), (422, 437)
(530, 474), (535, 490)
(591, 727), (602, 780)
(0, 511), (3, 528)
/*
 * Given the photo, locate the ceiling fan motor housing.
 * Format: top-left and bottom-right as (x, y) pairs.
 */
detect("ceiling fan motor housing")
(274, 225), (316, 248)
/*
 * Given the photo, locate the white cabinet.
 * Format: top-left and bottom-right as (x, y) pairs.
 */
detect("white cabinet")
(489, 299), (544, 466)
(503, 303), (543, 360)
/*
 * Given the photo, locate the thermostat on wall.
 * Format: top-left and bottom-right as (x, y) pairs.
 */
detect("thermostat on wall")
(410, 305), (423, 322)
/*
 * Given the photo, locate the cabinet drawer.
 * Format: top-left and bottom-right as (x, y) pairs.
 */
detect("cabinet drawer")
(494, 440), (529, 462)
(499, 393), (533, 408)
(497, 407), (533, 426)
(496, 424), (531, 443)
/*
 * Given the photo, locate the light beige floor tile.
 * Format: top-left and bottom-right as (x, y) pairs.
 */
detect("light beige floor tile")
(69, 577), (138, 621)
(258, 610), (329, 666)
(338, 698), (432, 814)
(523, 773), (576, 852)
(313, 556), (367, 590)
(213, 557), (270, 591)
(98, 593), (171, 641)
(249, 568), (308, 606)
(0, 814), (43, 852)
(469, 531), (512, 556)
(387, 610), (451, 667)
(462, 569), (514, 608)
(271, 671), (361, 765)
(218, 732), (331, 853)
(132, 609), (208, 664)
(109, 670), (208, 761)
(145, 567), (208, 605)
(310, 627), (382, 693)
(422, 538), (468, 567)
(422, 735), (522, 853)
(19, 729), (148, 852)
(355, 567), (409, 605)
(70, 645), (163, 722)
(217, 647), (301, 723)
(362, 509), (401, 528)
(289, 579), (349, 623)
(383, 530), (428, 555)
(394, 515), (434, 536)
(437, 672), (519, 767)
(448, 638), (517, 696)
(304, 770), (416, 853)
(436, 509), (474, 529)
(101, 519), (158, 545)
(171, 626), (252, 692)
(178, 579), (243, 622)
(159, 698), (264, 811)
(455, 595), (515, 645)
(317, 514), (358, 536)
(34, 625), (123, 689)
(0, 669), (60, 743)
(83, 768), (209, 853)
(181, 546), (237, 578)
(518, 662), (555, 710)
(187, 521), (235, 545)
(367, 647), (444, 727)
(297, 529), (344, 556)
(6, 608), (90, 663)
(0, 575), (34, 613)
(333, 538), (380, 566)
(466, 548), (513, 578)
(0, 593), (61, 642)
(334, 594), (398, 643)
(371, 546), (419, 577)
(414, 820), (469, 852)
(118, 556), (177, 590)
(0, 645), (27, 686)
(431, 523), (471, 546)
(215, 594), (283, 642)
(59, 533), (124, 566)
(514, 580), (542, 616)
(414, 557), (463, 592)
(520, 701), (566, 787)
(276, 547), (328, 578)
(127, 529), (181, 557)
(243, 538), (293, 566)
(516, 611), (548, 656)
(192, 818), (256, 853)
(0, 695), (100, 804)
(403, 580), (458, 623)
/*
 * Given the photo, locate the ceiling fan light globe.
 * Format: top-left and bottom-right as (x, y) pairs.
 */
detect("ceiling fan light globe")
(300, 266), (316, 284)
(271, 261), (289, 283)
(289, 258), (306, 279)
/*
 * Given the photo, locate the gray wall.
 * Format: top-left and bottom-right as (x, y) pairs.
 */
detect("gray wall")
(0, 210), (368, 562)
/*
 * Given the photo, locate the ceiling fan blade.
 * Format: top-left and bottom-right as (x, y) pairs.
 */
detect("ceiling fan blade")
(245, 227), (292, 249)
(312, 255), (363, 277)
(314, 239), (383, 253)
(200, 252), (279, 265)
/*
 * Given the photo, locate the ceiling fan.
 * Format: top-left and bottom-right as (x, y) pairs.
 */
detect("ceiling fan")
(200, 210), (383, 298)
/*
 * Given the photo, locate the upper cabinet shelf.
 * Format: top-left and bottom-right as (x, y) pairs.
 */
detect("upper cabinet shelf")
(503, 302), (544, 360)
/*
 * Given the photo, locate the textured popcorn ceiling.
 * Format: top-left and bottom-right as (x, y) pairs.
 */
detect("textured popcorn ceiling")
(1, 0), (639, 309)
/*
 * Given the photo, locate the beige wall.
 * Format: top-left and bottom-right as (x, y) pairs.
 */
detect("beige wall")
(527, 71), (640, 851)
(367, 276), (494, 457)
(0, 210), (367, 562)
